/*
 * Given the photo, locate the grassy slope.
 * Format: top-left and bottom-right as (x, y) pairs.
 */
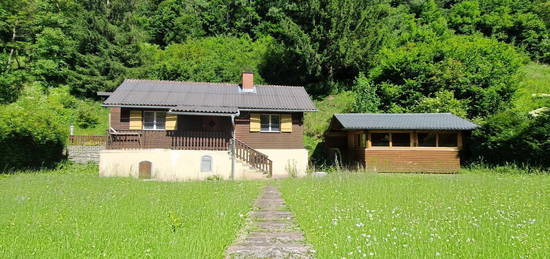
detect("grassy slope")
(279, 172), (550, 258)
(515, 63), (550, 113)
(303, 91), (355, 152)
(0, 165), (264, 258)
(73, 104), (110, 135)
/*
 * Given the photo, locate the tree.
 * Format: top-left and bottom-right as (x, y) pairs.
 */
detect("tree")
(138, 36), (277, 83)
(369, 35), (526, 118)
(412, 90), (468, 118)
(447, 0), (549, 63)
(353, 73), (380, 113)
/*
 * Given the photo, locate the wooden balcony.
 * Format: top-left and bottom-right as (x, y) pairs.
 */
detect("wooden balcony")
(106, 130), (231, 151)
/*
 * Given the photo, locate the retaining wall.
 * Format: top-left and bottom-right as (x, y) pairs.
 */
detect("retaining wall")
(67, 145), (105, 163)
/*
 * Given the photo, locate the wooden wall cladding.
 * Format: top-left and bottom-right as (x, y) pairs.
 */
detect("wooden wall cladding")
(363, 149), (460, 173)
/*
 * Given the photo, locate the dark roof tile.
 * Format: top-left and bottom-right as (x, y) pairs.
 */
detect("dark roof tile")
(104, 79), (317, 112)
(334, 113), (478, 130)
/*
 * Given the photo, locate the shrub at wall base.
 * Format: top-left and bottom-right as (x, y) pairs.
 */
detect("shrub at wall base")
(0, 101), (67, 170)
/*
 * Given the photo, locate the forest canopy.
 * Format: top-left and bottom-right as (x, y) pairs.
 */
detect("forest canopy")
(1, 0), (549, 169)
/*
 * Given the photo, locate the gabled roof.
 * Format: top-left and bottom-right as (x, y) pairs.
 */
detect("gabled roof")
(104, 79), (317, 113)
(334, 113), (478, 130)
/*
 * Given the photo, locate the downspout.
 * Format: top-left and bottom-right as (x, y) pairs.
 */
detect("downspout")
(230, 111), (240, 180)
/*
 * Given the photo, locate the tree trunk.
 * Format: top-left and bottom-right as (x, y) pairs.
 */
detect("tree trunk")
(6, 26), (17, 72)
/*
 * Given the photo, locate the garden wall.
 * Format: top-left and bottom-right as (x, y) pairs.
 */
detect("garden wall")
(67, 145), (105, 164)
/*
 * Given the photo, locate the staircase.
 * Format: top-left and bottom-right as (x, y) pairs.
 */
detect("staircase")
(231, 139), (273, 177)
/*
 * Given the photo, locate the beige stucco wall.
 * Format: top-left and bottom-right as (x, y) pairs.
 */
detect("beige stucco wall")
(256, 149), (309, 178)
(99, 148), (309, 181)
(99, 149), (232, 181)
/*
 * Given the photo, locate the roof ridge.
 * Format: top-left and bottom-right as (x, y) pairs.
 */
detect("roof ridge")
(125, 79), (236, 86)
(256, 84), (304, 88)
(336, 113), (453, 115)
(125, 79), (304, 88)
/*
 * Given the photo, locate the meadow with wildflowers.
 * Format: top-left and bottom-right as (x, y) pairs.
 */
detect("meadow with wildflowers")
(0, 164), (264, 258)
(279, 170), (550, 258)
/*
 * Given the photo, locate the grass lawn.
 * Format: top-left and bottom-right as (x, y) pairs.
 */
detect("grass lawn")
(279, 171), (550, 258)
(0, 164), (264, 258)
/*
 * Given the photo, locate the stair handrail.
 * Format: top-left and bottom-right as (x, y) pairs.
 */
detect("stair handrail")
(231, 138), (272, 177)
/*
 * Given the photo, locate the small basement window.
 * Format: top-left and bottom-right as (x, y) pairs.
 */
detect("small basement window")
(418, 133), (437, 147)
(260, 114), (280, 132)
(201, 155), (212, 172)
(438, 132), (458, 147)
(371, 133), (390, 146)
(392, 133), (410, 147)
(143, 111), (166, 130)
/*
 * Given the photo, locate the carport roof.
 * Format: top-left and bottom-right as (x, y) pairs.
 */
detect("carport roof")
(334, 113), (478, 130)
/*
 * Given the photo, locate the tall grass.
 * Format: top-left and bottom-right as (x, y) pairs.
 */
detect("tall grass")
(279, 172), (550, 258)
(0, 164), (264, 258)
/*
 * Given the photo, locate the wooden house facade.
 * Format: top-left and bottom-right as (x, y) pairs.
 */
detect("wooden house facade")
(99, 73), (316, 181)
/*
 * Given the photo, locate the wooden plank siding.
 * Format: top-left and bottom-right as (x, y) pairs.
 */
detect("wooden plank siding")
(109, 108), (305, 150)
(234, 112), (304, 149)
(364, 149), (460, 173)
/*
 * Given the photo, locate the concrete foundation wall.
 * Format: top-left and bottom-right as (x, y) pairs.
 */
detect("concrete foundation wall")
(99, 148), (309, 181)
(256, 149), (309, 178)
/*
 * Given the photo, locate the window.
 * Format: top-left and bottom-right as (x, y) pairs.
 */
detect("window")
(260, 114), (280, 132)
(392, 133), (410, 147)
(143, 111), (166, 130)
(200, 155), (212, 172)
(418, 132), (436, 147)
(438, 133), (458, 147)
(371, 133), (390, 146)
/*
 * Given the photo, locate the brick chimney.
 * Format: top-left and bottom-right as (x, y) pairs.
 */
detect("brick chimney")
(241, 72), (254, 92)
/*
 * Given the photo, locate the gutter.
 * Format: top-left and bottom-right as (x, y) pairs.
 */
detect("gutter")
(229, 111), (240, 180)
(238, 108), (318, 112)
(102, 104), (174, 109)
(167, 111), (237, 117)
(102, 105), (318, 113)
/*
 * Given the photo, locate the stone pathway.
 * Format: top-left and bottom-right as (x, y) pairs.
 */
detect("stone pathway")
(226, 185), (314, 258)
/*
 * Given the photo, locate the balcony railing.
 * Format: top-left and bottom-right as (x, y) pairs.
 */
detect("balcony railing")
(107, 130), (231, 151)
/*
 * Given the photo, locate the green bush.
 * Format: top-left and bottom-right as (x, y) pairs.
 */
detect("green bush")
(470, 110), (550, 168)
(75, 104), (99, 129)
(0, 96), (67, 170)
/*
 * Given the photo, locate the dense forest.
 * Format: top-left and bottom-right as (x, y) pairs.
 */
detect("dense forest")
(1, 0), (549, 169)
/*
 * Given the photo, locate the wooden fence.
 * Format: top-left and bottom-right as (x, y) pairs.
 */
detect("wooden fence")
(68, 135), (107, 146)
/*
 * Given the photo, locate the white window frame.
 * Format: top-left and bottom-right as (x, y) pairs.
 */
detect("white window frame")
(260, 114), (281, 132)
(143, 111), (166, 130)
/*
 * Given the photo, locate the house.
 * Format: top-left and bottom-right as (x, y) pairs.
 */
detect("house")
(99, 73), (317, 181)
(324, 113), (478, 173)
